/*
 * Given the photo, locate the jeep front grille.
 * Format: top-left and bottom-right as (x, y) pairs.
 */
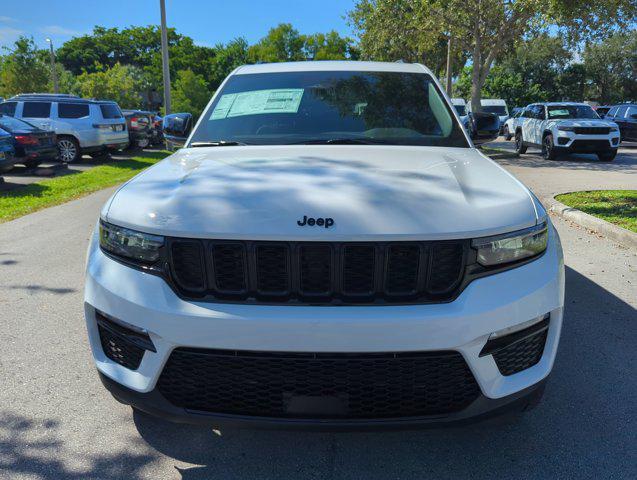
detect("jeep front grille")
(168, 239), (468, 304)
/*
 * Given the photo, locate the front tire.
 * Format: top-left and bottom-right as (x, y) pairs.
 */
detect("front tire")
(57, 137), (81, 163)
(515, 131), (527, 154)
(597, 151), (617, 162)
(24, 159), (42, 169)
(542, 134), (557, 160)
(503, 125), (512, 141)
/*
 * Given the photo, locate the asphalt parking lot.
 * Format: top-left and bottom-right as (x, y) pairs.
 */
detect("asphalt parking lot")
(0, 142), (635, 479)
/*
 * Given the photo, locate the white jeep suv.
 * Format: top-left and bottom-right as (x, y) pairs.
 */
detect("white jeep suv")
(514, 102), (620, 161)
(85, 61), (564, 428)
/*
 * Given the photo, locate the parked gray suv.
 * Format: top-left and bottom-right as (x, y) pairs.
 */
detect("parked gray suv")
(0, 94), (129, 162)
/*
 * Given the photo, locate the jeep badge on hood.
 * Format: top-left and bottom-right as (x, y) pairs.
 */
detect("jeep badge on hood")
(297, 216), (334, 228)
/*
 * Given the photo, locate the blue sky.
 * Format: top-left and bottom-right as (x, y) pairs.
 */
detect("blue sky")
(0, 0), (357, 50)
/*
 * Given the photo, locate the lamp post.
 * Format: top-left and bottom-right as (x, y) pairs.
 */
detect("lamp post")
(159, 0), (171, 115)
(45, 38), (59, 94)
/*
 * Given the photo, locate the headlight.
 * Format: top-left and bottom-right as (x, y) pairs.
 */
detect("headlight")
(472, 222), (548, 266)
(99, 220), (164, 264)
(557, 126), (574, 132)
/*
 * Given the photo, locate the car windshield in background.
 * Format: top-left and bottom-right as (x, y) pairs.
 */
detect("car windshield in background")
(482, 105), (507, 115)
(547, 105), (599, 119)
(0, 115), (37, 132)
(99, 104), (123, 119)
(190, 71), (469, 148)
(454, 105), (466, 116)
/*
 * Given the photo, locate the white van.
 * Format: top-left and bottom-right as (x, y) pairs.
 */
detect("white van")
(451, 98), (469, 126)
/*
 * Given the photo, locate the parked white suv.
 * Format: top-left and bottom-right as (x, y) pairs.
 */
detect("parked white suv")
(0, 94), (128, 162)
(514, 102), (620, 161)
(85, 61), (564, 427)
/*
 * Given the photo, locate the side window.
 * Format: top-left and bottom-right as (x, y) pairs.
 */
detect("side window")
(0, 102), (17, 116)
(58, 103), (89, 119)
(22, 102), (51, 118)
(626, 106), (637, 118)
(606, 106), (619, 118)
(530, 106), (540, 119)
(539, 106), (547, 120)
(521, 107), (531, 118)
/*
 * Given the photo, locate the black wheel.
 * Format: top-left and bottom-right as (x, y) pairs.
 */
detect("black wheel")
(503, 125), (512, 141)
(542, 134), (557, 160)
(514, 131), (527, 154)
(57, 136), (81, 163)
(24, 159), (42, 169)
(597, 151), (617, 162)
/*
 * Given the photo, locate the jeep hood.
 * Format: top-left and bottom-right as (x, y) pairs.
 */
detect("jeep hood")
(551, 119), (617, 128)
(104, 146), (538, 240)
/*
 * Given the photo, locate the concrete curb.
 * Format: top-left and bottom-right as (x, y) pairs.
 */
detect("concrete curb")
(545, 196), (637, 251)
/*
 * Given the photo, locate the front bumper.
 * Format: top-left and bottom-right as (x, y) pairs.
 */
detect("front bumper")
(554, 132), (620, 152)
(84, 223), (565, 425)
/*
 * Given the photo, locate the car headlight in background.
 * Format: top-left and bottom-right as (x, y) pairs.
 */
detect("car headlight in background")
(557, 126), (575, 132)
(472, 222), (548, 266)
(99, 221), (164, 265)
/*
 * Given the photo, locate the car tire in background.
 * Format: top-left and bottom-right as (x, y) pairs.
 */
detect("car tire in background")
(503, 125), (512, 140)
(597, 150), (617, 162)
(515, 131), (527, 154)
(57, 136), (81, 163)
(24, 160), (42, 169)
(542, 134), (557, 160)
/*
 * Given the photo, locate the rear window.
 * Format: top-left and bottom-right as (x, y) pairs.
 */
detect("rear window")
(58, 103), (89, 119)
(0, 115), (37, 132)
(482, 105), (507, 115)
(99, 104), (123, 119)
(454, 105), (466, 116)
(23, 102), (52, 118)
(0, 102), (17, 116)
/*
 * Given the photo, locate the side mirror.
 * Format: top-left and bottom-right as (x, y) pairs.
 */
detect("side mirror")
(162, 113), (193, 149)
(470, 112), (500, 145)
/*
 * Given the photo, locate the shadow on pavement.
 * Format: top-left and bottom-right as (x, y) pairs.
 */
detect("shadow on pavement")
(0, 412), (158, 479)
(129, 266), (636, 479)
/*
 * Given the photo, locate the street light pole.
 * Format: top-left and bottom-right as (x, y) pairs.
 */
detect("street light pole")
(159, 0), (171, 115)
(46, 38), (59, 94)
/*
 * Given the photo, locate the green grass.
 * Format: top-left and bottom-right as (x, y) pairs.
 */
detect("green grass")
(556, 190), (637, 233)
(0, 150), (169, 223)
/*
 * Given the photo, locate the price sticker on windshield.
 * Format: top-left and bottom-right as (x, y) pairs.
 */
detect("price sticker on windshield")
(210, 89), (304, 120)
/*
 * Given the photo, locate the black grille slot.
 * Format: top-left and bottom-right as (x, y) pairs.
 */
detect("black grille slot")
(157, 349), (480, 419)
(170, 241), (205, 291)
(212, 243), (247, 293)
(342, 245), (376, 296)
(167, 239), (468, 304)
(98, 324), (145, 370)
(385, 244), (421, 295)
(256, 244), (289, 295)
(493, 329), (548, 376)
(573, 127), (610, 135)
(299, 244), (332, 296)
(570, 139), (611, 150)
(427, 243), (465, 294)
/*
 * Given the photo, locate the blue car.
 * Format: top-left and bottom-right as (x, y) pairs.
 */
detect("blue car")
(0, 127), (18, 173)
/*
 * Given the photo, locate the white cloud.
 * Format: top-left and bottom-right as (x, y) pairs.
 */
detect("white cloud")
(0, 26), (23, 44)
(0, 16), (17, 24)
(41, 25), (84, 37)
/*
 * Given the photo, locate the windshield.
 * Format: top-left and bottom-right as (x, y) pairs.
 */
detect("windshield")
(482, 105), (507, 115)
(547, 105), (599, 119)
(190, 71), (469, 147)
(454, 105), (466, 116)
(0, 115), (37, 132)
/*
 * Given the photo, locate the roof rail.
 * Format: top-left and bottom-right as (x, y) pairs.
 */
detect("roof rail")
(12, 93), (80, 98)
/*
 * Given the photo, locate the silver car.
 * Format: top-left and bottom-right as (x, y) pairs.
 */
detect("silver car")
(0, 94), (129, 162)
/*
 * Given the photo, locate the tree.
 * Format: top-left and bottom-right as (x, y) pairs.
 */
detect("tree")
(75, 63), (143, 108)
(304, 31), (359, 60)
(0, 37), (50, 97)
(583, 30), (637, 103)
(248, 24), (306, 63)
(171, 69), (211, 119)
(349, 0), (637, 111)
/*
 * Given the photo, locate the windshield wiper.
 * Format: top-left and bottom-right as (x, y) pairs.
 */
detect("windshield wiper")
(289, 138), (390, 145)
(190, 140), (247, 147)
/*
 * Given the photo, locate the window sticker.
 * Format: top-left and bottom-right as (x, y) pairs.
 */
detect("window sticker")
(210, 89), (304, 120)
